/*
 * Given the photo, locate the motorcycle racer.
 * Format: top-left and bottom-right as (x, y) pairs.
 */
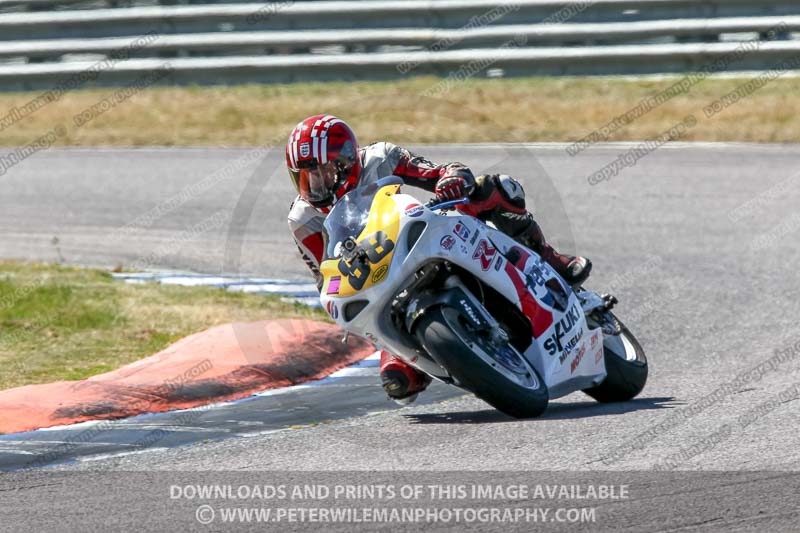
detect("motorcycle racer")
(286, 114), (591, 403)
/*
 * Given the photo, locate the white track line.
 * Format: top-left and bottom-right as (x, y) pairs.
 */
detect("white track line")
(112, 272), (321, 307)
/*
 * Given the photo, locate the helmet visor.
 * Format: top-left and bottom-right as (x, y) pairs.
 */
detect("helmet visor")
(298, 161), (338, 205)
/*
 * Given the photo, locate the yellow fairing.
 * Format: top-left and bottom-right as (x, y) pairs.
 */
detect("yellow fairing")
(320, 184), (402, 297)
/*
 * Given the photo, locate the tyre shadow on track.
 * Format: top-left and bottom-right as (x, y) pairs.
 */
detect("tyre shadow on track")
(402, 397), (676, 424)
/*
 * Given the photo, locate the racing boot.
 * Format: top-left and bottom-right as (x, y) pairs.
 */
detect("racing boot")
(379, 350), (431, 405)
(517, 216), (592, 287)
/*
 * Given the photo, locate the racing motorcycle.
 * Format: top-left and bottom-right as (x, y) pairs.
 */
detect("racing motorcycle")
(319, 176), (647, 418)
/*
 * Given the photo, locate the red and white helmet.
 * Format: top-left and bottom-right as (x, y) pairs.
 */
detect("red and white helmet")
(286, 114), (361, 209)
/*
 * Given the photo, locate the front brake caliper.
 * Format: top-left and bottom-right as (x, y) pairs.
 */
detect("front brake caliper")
(577, 290), (606, 314)
(601, 293), (618, 310)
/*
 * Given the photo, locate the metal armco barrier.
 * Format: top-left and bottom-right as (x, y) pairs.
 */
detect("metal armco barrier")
(0, 0), (799, 90)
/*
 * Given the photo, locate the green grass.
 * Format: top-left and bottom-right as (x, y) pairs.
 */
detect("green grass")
(2, 75), (800, 146)
(0, 260), (327, 390)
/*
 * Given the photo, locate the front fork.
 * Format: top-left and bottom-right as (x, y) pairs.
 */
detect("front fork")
(442, 276), (510, 346)
(401, 267), (506, 346)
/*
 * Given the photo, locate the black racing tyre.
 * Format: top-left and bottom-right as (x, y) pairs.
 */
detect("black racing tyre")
(415, 306), (549, 418)
(582, 312), (648, 403)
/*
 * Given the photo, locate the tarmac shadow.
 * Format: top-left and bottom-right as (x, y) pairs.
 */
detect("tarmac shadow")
(403, 396), (677, 425)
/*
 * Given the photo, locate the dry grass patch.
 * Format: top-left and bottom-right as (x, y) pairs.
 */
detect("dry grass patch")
(1, 76), (800, 146)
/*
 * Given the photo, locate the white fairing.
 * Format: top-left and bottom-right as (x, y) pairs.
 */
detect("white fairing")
(320, 189), (607, 399)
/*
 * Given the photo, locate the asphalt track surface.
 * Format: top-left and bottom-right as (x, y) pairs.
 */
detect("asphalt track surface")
(1, 144), (799, 531)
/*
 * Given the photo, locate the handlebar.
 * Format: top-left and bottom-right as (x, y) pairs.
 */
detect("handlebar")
(426, 197), (470, 211)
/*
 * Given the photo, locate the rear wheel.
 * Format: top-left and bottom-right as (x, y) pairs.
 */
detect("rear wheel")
(415, 306), (549, 418)
(582, 311), (648, 402)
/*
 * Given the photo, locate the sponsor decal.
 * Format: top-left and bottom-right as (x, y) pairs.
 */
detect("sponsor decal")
(516, 255), (558, 309)
(459, 244), (469, 255)
(326, 300), (339, 319)
(544, 303), (582, 356)
(365, 332), (379, 344)
(472, 239), (497, 271)
(469, 231), (479, 245)
(440, 235), (456, 250)
(453, 222), (470, 241)
(493, 256), (504, 271)
(404, 203), (424, 218)
(299, 141), (311, 157)
(459, 299), (482, 326)
(591, 331), (603, 363)
(558, 330), (584, 364)
(326, 275), (341, 295)
(570, 344), (587, 374)
(525, 258), (547, 288)
(372, 264), (389, 283)
(564, 328), (583, 352)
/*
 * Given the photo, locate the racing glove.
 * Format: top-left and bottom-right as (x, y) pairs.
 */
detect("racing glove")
(434, 167), (476, 203)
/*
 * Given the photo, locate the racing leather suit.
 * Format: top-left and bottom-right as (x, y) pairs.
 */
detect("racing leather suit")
(288, 141), (586, 401)
(288, 141), (557, 286)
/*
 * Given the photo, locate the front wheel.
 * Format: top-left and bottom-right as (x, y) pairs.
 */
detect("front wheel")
(415, 306), (549, 418)
(582, 311), (648, 402)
